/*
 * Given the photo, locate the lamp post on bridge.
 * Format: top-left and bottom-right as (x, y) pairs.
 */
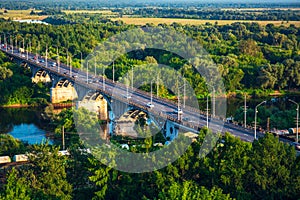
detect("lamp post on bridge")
(7, 34), (17, 54)
(1, 33), (8, 51)
(112, 61), (115, 83)
(86, 61), (89, 84)
(74, 50), (83, 72)
(52, 45), (60, 73)
(34, 41), (40, 63)
(4, 34), (8, 51)
(176, 79), (186, 121)
(25, 38), (31, 60)
(254, 100), (266, 140)
(206, 94), (209, 127)
(289, 99), (299, 143)
(206, 83), (216, 118)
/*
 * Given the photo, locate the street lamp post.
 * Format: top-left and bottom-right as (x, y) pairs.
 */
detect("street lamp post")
(150, 81), (154, 105)
(244, 94), (247, 128)
(254, 100), (266, 140)
(131, 65), (133, 90)
(4, 34), (7, 51)
(206, 95), (209, 127)
(206, 83), (216, 117)
(112, 61), (115, 83)
(289, 99), (299, 143)
(176, 79), (185, 121)
(45, 45), (48, 68)
(74, 50), (83, 71)
(86, 62), (89, 83)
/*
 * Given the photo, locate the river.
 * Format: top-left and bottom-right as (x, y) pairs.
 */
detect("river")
(0, 95), (299, 144)
(0, 107), (53, 144)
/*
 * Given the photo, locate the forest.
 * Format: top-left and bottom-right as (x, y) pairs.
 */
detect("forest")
(1, 107), (300, 200)
(119, 8), (300, 21)
(1, 15), (299, 96)
(0, 51), (49, 106)
(0, 0), (299, 10)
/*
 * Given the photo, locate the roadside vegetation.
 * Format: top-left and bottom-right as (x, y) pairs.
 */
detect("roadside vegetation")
(1, 123), (300, 199)
(0, 51), (49, 106)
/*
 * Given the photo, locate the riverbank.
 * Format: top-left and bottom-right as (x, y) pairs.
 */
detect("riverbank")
(0, 102), (75, 108)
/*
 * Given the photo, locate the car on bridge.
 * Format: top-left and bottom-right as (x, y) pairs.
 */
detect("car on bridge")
(123, 94), (132, 99)
(146, 102), (154, 108)
(174, 108), (183, 114)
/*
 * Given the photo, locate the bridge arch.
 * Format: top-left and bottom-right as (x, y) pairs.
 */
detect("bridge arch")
(50, 77), (78, 103)
(77, 90), (110, 121)
(32, 68), (52, 83)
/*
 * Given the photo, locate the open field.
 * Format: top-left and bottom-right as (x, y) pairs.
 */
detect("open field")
(111, 17), (300, 27)
(0, 9), (47, 20)
(221, 7), (300, 11)
(62, 10), (114, 14)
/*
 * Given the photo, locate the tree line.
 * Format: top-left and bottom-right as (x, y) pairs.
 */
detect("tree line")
(0, 16), (299, 97)
(120, 8), (300, 21)
(1, 120), (300, 199)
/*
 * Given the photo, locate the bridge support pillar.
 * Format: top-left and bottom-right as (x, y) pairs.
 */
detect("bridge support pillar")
(164, 121), (179, 141)
(50, 86), (77, 103)
(76, 100), (108, 121)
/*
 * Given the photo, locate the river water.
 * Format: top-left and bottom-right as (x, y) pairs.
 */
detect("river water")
(0, 95), (299, 144)
(0, 107), (53, 144)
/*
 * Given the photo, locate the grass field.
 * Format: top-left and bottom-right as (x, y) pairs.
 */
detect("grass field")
(111, 17), (300, 27)
(62, 10), (114, 14)
(221, 7), (300, 11)
(0, 9), (47, 20)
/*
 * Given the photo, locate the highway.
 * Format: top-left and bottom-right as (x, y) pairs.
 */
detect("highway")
(0, 45), (295, 145)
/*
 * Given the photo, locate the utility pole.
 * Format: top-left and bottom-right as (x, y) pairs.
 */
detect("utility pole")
(66, 49), (69, 70)
(62, 126), (65, 150)
(26, 44), (29, 60)
(10, 36), (13, 54)
(183, 81), (186, 108)
(86, 62), (89, 83)
(177, 79), (181, 120)
(131, 65), (133, 90)
(126, 73), (129, 97)
(94, 59), (96, 77)
(150, 81), (153, 105)
(244, 94), (247, 128)
(112, 61), (115, 83)
(289, 99), (299, 143)
(206, 95), (209, 127)
(70, 56), (72, 77)
(45, 45), (48, 68)
(156, 71), (159, 97)
(56, 47), (60, 73)
(103, 66), (105, 90)
(212, 87), (215, 117)
(5, 34), (7, 51)
(254, 100), (266, 139)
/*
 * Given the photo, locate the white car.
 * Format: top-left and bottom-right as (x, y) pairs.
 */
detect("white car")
(174, 108), (183, 114)
(123, 94), (131, 99)
(146, 102), (154, 108)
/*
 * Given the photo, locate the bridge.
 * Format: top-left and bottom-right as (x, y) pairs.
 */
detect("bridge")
(0, 45), (269, 143)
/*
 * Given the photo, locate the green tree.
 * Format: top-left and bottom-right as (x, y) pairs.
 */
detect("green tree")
(246, 133), (297, 199)
(0, 168), (31, 200)
(26, 143), (72, 199)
